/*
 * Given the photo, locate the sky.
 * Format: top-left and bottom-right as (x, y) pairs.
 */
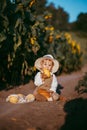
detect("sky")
(47, 0), (87, 22)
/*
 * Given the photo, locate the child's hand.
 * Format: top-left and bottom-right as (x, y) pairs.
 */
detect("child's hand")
(47, 90), (54, 94)
(41, 72), (49, 80)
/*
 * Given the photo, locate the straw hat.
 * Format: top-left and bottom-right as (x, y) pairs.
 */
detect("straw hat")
(35, 54), (59, 73)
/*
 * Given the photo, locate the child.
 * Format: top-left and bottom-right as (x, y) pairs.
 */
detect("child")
(33, 54), (60, 101)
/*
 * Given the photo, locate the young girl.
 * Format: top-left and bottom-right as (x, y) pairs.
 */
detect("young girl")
(33, 54), (60, 101)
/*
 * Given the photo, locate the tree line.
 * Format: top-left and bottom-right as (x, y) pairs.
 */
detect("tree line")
(35, 0), (87, 32)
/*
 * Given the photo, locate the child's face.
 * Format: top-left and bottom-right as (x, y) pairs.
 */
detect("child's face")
(41, 59), (54, 72)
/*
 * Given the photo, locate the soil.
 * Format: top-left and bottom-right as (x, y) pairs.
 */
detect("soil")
(0, 64), (87, 130)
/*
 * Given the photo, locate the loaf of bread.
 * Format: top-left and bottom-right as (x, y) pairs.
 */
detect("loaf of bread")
(38, 88), (51, 99)
(43, 68), (51, 78)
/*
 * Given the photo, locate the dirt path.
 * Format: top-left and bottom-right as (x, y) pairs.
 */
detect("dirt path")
(0, 64), (87, 130)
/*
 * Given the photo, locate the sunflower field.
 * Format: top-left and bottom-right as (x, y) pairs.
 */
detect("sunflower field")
(0, 0), (82, 89)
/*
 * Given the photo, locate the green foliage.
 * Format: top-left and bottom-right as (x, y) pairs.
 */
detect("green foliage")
(0, 0), (40, 88)
(75, 72), (87, 94)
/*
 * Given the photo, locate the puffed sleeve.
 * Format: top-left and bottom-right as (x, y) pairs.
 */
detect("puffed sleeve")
(50, 74), (58, 92)
(34, 72), (43, 86)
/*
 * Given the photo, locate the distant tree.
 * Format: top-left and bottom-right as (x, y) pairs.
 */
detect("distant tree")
(47, 4), (69, 31)
(76, 13), (87, 32)
(56, 6), (69, 31)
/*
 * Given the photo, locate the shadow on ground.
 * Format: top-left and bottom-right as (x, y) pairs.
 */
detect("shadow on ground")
(60, 98), (87, 130)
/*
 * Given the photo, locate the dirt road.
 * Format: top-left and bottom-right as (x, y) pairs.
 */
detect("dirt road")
(0, 64), (87, 130)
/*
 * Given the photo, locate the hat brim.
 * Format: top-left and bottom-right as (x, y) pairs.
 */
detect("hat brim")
(35, 57), (59, 73)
